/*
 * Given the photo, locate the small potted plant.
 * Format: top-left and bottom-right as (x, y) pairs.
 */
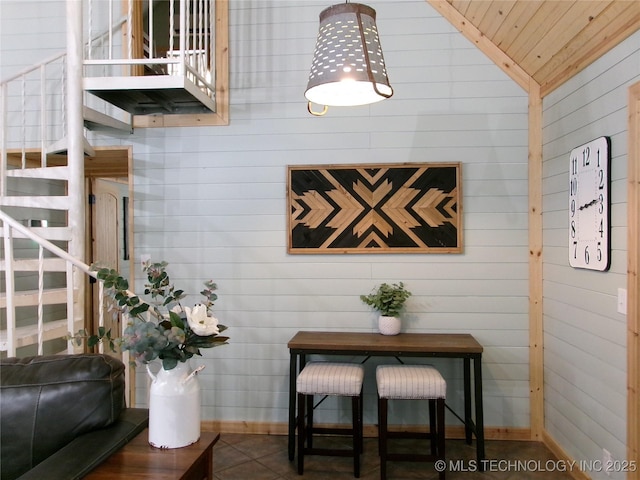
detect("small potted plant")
(360, 282), (411, 335)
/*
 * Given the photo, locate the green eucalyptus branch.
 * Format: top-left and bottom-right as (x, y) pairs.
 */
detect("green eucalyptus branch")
(66, 261), (229, 370)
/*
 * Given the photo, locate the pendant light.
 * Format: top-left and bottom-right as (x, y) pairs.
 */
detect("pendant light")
(305, 2), (393, 116)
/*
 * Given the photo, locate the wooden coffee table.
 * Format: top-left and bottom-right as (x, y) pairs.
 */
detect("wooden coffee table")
(84, 430), (220, 479)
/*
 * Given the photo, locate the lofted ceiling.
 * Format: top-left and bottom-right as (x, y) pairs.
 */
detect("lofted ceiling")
(428, 0), (640, 96)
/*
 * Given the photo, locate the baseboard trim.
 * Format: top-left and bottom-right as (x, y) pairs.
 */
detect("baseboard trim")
(542, 430), (591, 480)
(202, 420), (531, 441)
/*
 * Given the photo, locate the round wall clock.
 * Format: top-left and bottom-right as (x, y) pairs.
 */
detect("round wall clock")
(568, 136), (610, 271)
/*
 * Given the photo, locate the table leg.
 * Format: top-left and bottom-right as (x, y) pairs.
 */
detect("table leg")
(288, 352), (297, 461)
(463, 358), (472, 444)
(474, 355), (485, 469)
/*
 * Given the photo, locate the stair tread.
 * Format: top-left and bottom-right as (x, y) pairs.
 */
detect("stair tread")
(0, 227), (72, 241)
(83, 106), (133, 133)
(0, 258), (68, 272)
(0, 196), (71, 210)
(5, 165), (70, 180)
(0, 318), (72, 351)
(0, 288), (69, 308)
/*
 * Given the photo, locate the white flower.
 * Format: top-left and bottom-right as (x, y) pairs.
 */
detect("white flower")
(184, 304), (220, 336)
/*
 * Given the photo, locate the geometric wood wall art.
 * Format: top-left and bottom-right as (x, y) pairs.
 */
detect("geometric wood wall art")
(287, 162), (462, 254)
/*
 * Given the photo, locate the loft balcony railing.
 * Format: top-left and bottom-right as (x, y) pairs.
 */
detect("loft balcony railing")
(83, 0), (218, 115)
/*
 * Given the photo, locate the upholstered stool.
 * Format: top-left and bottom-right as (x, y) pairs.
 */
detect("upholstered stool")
(376, 365), (446, 480)
(296, 361), (365, 477)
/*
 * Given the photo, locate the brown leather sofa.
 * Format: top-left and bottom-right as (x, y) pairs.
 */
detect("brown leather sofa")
(0, 354), (148, 480)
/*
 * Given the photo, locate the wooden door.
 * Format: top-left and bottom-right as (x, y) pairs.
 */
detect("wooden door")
(90, 178), (123, 356)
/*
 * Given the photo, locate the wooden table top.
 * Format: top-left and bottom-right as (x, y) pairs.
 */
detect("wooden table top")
(288, 331), (483, 354)
(84, 430), (219, 479)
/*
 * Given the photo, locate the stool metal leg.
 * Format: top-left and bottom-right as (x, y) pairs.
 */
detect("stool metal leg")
(429, 398), (437, 456)
(306, 394), (314, 449)
(352, 395), (361, 478)
(297, 393), (305, 475)
(358, 390), (364, 454)
(437, 398), (446, 480)
(377, 394), (382, 455)
(379, 396), (389, 480)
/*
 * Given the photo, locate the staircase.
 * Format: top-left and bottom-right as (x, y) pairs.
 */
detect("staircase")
(0, 210), (92, 356)
(0, 45), (88, 357)
(0, 0), (218, 360)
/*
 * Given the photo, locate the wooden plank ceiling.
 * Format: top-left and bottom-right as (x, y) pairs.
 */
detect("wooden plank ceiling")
(432, 0), (640, 96)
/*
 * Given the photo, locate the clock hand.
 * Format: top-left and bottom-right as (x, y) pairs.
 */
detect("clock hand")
(578, 198), (598, 210)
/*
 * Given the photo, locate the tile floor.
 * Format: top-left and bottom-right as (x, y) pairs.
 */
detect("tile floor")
(212, 433), (576, 480)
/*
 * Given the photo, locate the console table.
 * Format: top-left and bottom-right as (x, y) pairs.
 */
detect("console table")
(287, 331), (485, 467)
(84, 430), (220, 479)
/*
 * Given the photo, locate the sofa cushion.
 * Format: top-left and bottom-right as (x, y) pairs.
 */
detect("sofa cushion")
(0, 354), (126, 480)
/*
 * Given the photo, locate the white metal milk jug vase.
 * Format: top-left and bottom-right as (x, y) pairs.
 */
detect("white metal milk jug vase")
(146, 361), (205, 449)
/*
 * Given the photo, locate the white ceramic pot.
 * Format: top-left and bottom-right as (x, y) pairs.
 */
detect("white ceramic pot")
(378, 315), (401, 335)
(146, 361), (203, 449)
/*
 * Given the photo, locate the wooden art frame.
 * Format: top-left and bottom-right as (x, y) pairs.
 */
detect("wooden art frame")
(287, 162), (462, 254)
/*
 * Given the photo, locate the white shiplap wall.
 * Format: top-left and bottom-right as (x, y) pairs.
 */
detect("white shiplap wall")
(127, 0), (530, 429)
(542, 30), (639, 479)
(0, 1), (66, 79)
(1, 1), (531, 430)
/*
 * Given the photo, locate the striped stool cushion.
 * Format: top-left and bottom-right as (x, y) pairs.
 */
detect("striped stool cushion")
(297, 362), (365, 396)
(377, 365), (446, 399)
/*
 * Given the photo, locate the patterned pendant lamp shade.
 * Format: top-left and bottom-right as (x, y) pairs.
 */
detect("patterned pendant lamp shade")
(305, 3), (393, 115)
